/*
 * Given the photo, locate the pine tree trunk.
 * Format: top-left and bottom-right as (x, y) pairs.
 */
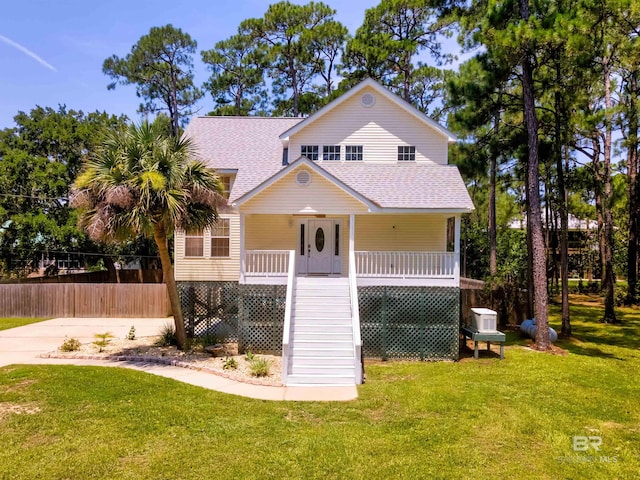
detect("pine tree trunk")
(520, 0), (550, 350)
(592, 137), (605, 283)
(489, 121), (498, 277)
(602, 58), (617, 323)
(627, 71), (639, 305)
(555, 60), (570, 336)
(153, 222), (187, 349)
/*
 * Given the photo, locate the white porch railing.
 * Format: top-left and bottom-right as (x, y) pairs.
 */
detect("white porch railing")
(355, 251), (458, 278)
(244, 250), (290, 277)
(281, 250), (296, 385)
(349, 248), (364, 384)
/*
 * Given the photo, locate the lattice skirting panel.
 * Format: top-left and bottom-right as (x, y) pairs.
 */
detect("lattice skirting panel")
(178, 282), (240, 342)
(178, 282), (285, 354)
(237, 284), (286, 354)
(358, 286), (460, 361)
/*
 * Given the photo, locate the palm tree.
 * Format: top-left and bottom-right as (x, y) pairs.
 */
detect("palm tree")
(71, 117), (224, 349)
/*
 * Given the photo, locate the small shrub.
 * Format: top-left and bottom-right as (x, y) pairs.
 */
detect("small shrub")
(194, 333), (220, 349)
(60, 338), (81, 352)
(249, 357), (270, 377)
(126, 326), (136, 341)
(222, 357), (238, 370)
(93, 332), (114, 352)
(614, 283), (629, 307)
(155, 323), (177, 347)
(245, 350), (255, 362)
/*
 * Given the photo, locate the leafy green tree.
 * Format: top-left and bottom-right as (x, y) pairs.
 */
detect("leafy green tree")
(201, 33), (269, 116)
(103, 24), (203, 136)
(0, 106), (126, 276)
(308, 18), (348, 96)
(71, 118), (225, 349)
(240, 1), (344, 116)
(343, 0), (452, 101)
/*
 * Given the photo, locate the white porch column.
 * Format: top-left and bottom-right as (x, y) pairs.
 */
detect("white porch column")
(349, 213), (355, 261)
(239, 213), (246, 284)
(454, 215), (461, 285)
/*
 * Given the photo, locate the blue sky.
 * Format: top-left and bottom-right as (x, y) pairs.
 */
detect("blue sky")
(0, 0), (386, 128)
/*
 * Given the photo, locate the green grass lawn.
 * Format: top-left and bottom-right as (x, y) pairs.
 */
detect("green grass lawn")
(0, 317), (48, 331)
(1, 297), (639, 479)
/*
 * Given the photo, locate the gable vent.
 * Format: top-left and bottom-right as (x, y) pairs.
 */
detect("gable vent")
(296, 170), (311, 186)
(361, 93), (376, 107)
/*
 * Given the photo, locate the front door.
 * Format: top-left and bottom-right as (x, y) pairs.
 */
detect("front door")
(307, 219), (334, 274)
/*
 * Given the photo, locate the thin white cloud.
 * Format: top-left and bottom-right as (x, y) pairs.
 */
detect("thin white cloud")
(0, 34), (57, 72)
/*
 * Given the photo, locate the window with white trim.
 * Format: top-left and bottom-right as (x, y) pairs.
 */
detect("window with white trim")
(210, 219), (230, 257)
(345, 145), (363, 161)
(323, 145), (340, 161)
(220, 175), (232, 199)
(185, 230), (204, 257)
(301, 145), (319, 161)
(397, 146), (416, 161)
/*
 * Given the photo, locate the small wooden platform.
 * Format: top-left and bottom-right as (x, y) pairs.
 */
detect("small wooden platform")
(461, 326), (506, 359)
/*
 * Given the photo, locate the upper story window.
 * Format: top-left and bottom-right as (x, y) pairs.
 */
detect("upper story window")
(219, 176), (232, 199)
(185, 230), (204, 257)
(398, 146), (416, 162)
(345, 145), (363, 161)
(211, 218), (231, 257)
(323, 145), (341, 161)
(301, 145), (319, 161)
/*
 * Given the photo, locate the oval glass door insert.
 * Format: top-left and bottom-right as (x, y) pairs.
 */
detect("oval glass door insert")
(315, 228), (325, 252)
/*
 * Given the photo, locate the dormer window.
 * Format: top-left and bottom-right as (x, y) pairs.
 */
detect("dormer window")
(219, 175), (232, 198)
(301, 145), (319, 161)
(323, 145), (341, 161)
(398, 146), (416, 162)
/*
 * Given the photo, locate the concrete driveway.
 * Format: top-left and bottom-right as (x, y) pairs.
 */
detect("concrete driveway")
(0, 317), (170, 367)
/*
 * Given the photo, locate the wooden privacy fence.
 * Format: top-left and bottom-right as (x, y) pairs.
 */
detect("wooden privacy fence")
(0, 284), (171, 318)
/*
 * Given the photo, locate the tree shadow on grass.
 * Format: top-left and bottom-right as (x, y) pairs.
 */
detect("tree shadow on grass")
(550, 298), (640, 358)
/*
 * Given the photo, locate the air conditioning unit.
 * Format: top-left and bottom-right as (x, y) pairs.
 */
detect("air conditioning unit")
(470, 308), (498, 333)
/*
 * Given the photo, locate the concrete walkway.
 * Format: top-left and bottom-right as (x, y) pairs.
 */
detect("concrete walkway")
(0, 317), (358, 402)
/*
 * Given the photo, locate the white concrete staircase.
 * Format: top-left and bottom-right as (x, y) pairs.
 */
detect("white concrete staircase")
(285, 277), (356, 386)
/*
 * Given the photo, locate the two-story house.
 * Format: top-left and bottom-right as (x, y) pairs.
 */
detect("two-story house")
(175, 79), (474, 386)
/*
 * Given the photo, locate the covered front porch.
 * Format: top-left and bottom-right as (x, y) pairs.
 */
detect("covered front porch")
(239, 213), (461, 286)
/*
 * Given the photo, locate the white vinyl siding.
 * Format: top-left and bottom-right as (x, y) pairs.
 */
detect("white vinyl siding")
(288, 86), (448, 165)
(174, 214), (240, 281)
(245, 215), (297, 251)
(242, 167), (369, 215)
(354, 214), (448, 252)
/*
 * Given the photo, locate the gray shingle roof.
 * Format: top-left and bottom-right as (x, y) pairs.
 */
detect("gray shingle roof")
(320, 163), (474, 210)
(184, 116), (473, 211)
(184, 116), (302, 201)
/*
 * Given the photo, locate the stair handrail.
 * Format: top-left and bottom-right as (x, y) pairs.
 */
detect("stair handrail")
(281, 250), (296, 384)
(349, 248), (364, 384)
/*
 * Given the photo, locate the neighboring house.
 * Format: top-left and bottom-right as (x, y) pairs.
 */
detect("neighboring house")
(509, 213), (598, 279)
(177, 79), (474, 386)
